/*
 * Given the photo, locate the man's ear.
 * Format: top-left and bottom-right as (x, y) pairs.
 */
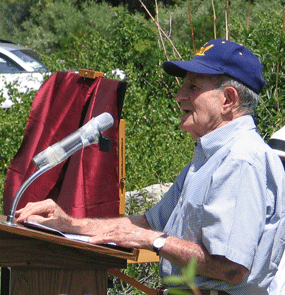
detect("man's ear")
(222, 86), (239, 115)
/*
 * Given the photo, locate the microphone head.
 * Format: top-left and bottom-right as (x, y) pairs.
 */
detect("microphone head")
(95, 112), (114, 133)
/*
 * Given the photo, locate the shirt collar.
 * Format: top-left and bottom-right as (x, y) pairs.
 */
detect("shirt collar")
(196, 115), (257, 160)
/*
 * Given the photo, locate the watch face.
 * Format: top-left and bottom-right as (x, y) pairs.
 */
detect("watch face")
(153, 234), (167, 255)
(154, 237), (166, 248)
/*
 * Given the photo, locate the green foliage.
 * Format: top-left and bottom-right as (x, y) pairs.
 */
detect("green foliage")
(0, 0), (37, 40)
(16, 0), (84, 54)
(1, 0), (285, 293)
(163, 258), (198, 295)
(0, 89), (35, 213)
(158, 0), (227, 48)
(229, 0), (285, 139)
(108, 262), (161, 294)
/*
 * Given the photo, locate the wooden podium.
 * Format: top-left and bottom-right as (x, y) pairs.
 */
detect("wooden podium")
(0, 215), (139, 295)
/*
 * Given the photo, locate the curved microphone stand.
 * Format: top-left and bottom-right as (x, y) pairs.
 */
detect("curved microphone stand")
(4, 112), (114, 226)
(5, 141), (83, 226)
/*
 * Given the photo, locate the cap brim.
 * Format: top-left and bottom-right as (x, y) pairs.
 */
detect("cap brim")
(163, 60), (224, 77)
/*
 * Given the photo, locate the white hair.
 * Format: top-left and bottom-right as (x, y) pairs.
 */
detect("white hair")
(211, 75), (260, 116)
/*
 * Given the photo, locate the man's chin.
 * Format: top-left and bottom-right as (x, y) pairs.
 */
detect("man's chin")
(179, 122), (191, 132)
(179, 121), (196, 137)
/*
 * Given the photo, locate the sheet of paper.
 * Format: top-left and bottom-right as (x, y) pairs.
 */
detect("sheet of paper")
(22, 221), (91, 242)
(22, 221), (127, 251)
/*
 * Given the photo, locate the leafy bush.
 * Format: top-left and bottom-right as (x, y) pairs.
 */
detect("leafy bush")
(229, 0), (285, 138)
(0, 90), (35, 213)
(1, 0), (285, 293)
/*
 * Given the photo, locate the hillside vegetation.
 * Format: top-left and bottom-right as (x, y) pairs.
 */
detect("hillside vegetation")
(0, 1), (285, 293)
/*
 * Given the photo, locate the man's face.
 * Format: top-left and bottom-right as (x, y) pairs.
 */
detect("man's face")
(176, 72), (225, 139)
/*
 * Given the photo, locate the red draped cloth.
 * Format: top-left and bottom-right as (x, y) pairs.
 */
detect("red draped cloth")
(3, 71), (125, 218)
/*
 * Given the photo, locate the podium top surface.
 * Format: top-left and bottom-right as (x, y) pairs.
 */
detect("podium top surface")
(0, 214), (139, 269)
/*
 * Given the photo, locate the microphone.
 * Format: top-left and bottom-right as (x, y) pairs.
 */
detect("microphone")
(5, 112), (114, 225)
(33, 112), (114, 169)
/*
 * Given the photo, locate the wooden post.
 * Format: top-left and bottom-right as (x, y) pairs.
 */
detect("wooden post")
(118, 119), (126, 216)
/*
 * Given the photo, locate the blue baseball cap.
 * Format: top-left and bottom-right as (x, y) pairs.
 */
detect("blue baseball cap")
(163, 39), (266, 94)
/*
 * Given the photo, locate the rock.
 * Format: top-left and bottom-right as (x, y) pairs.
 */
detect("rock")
(125, 183), (173, 207)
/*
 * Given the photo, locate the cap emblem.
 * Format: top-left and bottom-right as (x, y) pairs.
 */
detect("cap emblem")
(195, 44), (214, 56)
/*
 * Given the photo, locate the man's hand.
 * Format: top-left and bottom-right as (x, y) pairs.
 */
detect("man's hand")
(15, 199), (74, 233)
(15, 199), (158, 250)
(87, 221), (160, 250)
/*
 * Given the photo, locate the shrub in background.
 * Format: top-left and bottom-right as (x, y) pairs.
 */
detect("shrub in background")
(1, 0), (285, 293)
(0, 89), (35, 213)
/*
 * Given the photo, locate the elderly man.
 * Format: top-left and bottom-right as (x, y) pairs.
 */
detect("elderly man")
(16, 39), (285, 295)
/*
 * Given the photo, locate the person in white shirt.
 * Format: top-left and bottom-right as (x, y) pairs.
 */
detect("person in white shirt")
(267, 126), (285, 295)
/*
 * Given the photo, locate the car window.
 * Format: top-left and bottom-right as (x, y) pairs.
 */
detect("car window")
(0, 53), (25, 73)
(12, 50), (48, 72)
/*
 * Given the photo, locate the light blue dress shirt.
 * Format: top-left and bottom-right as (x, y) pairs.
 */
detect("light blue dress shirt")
(266, 234), (285, 294)
(145, 115), (285, 295)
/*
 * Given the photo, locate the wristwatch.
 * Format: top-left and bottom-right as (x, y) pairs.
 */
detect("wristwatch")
(152, 234), (168, 255)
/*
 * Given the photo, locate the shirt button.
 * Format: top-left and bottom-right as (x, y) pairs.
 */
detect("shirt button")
(179, 197), (183, 204)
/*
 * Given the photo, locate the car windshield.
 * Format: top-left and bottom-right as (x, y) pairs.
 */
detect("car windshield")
(12, 49), (48, 72)
(0, 54), (25, 73)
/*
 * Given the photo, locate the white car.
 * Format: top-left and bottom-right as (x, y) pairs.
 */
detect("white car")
(0, 40), (49, 109)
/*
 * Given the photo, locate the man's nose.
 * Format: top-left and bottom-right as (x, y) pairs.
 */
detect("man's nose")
(176, 88), (188, 102)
